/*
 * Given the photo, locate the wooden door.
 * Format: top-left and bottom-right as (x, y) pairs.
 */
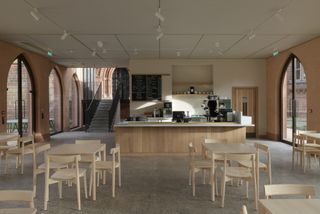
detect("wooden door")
(232, 87), (258, 137)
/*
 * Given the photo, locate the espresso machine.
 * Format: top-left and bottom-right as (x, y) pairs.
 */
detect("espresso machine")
(163, 101), (172, 118)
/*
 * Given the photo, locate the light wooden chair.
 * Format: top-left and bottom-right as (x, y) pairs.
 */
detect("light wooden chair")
(264, 184), (316, 199)
(188, 142), (212, 196)
(89, 144), (121, 198)
(5, 135), (34, 174)
(32, 143), (67, 196)
(0, 190), (36, 214)
(240, 205), (248, 214)
(202, 138), (227, 160)
(238, 143), (272, 198)
(44, 154), (88, 211)
(75, 139), (102, 163)
(219, 153), (257, 209)
(292, 134), (320, 172)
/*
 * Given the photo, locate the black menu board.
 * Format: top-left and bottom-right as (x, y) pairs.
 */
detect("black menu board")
(132, 75), (161, 101)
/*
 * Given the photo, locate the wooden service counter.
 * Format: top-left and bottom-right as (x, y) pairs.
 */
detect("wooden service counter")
(115, 122), (253, 154)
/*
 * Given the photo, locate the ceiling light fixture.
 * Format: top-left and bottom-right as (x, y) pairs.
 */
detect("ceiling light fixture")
(248, 30), (256, 40)
(272, 48), (279, 56)
(97, 41), (104, 48)
(155, 8), (165, 22)
(215, 41), (220, 48)
(274, 8), (285, 22)
(60, 30), (69, 40)
(92, 49), (96, 57)
(176, 51), (181, 57)
(30, 8), (40, 21)
(156, 32), (164, 40)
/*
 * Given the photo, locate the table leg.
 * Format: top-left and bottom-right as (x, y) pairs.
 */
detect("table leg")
(92, 154), (96, 200)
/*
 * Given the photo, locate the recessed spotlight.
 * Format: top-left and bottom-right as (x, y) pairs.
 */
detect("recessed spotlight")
(92, 49), (96, 57)
(97, 41), (104, 48)
(156, 32), (164, 40)
(60, 30), (69, 40)
(30, 8), (40, 21)
(176, 51), (181, 57)
(248, 30), (256, 40)
(155, 8), (165, 22)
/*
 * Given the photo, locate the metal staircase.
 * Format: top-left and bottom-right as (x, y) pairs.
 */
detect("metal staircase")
(87, 99), (112, 132)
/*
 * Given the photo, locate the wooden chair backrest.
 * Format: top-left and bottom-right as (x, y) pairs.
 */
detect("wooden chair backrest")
(204, 138), (227, 144)
(240, 205), (248, 214)
(33, 143), (51, 172)
(0, 190), (35, 208)
(223, 153), (255, 176)
(264, 184), (316, 199)
(188, 142), (196, 161)
(255, 143), (271, 165)
(47, 154), (81, 165)
(6, 135), (20, 146)
(75, 139), (101, 145)
(111, 144), (121, 167)
(293, 134), (305, 147)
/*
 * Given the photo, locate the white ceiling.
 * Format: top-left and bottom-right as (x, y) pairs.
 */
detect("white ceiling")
(0, 0), (319, 67)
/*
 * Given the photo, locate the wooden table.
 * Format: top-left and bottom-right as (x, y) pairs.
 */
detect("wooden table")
(0, 133), (19, 142)
(0, 208), (36, 214)
(47, 144), (106, 200)
(204, 143), (257, 201)
(300, 132), (320, 141)
(259, 199), (320, 214)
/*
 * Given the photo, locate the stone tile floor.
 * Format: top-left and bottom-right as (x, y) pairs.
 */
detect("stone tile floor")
(1, 131), (320, 213)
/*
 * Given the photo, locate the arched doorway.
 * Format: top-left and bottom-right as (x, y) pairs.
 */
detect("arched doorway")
(6, 55), (35, 135)
(281, 55), (307, 142)
(49, 69), (62, 134)
(69, 74), (79, 129)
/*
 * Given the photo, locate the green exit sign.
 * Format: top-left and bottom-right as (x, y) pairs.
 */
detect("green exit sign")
(47, 51), (53, 57)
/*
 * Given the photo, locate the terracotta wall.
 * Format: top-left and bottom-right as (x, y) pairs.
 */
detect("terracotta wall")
(0, 41), (82, 141)
(266, 36), (320, 140)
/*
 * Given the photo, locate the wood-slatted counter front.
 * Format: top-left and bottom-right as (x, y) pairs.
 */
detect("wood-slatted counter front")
(115, 122), (252, 154)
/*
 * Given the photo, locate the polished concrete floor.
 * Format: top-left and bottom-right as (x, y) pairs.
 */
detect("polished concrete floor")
(1, 131), (320, 214)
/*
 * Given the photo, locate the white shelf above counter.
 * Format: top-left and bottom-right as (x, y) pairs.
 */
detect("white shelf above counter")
(114, 122), (254, 128)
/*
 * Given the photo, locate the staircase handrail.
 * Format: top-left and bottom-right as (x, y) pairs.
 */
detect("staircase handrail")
(85, 83), (102, 130)
(108, 83), (121, 131)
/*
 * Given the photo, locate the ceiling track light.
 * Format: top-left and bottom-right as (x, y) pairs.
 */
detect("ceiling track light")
(248, 30), (256, 40)
(156, 32), (164, 40)
(60, 30), (69, 40)
(157, 25), (162, 33)
(30, 8), (40, 21)
(155, 8), (165, 22)
(102, 48), (107, 54)
(92, 49), (96, 57)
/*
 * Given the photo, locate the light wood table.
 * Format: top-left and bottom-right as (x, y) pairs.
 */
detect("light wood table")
(203, 143), (258, 201)
(47, 144), (106, 200)
(300, 132), (320, 141)
(259, 199), (320, 214)
(0, 133), (19, 142)
(0, 208), (36, 214)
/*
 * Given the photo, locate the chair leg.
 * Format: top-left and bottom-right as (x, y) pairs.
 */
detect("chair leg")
(58, 181), (63, 199)
(118, 166), (121, 187)
(268, 167), (272, 184)
(4, 154), (8, 174)
(21, 154), (24, 174)
(202, 169), (206, 184)
(44, 180), (49, 210)
(188, 168), (192, 186)
(192, 169), (196, 197)
(33, 173), (37, 197)
(16, 156), (19, 169)
(292, 149), (295, 169)
(221, 176), (226, 208)
(76, 177), (81, 210)
(112, 167), (116, 198)
(103, 171), (106, 185)
(84, 173), (88, 199)
(89, 170), (92, 197)
(246, 181), (249, 198)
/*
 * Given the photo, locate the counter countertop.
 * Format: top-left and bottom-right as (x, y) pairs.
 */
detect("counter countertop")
(114, 122), (254, 127)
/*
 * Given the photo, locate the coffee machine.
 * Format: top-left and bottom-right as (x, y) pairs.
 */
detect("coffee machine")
(163, 101), (172, 118)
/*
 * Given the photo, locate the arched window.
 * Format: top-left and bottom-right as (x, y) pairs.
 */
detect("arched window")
(6, 55), (35, 135)
(281, 55), (307, 142)
(49, 69), (62, 134)
(69, 74), (79, 128)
